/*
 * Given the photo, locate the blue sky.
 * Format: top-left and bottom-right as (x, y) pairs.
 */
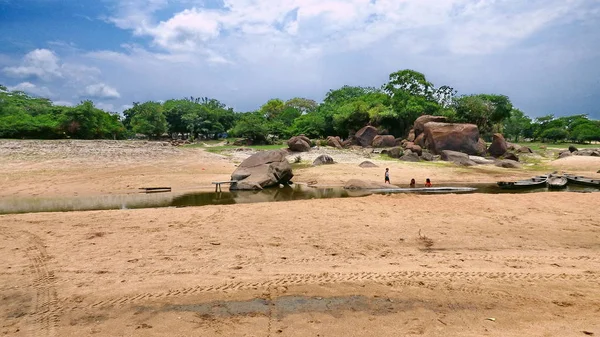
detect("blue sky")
(1, 0), (599, 119)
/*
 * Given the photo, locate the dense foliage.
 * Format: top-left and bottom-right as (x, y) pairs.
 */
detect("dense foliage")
(2, 69), (599, 143)
(0, 85), (124, 139)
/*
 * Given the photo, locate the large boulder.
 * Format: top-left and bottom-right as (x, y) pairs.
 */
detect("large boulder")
(503, 152), (519, 162)
(359, 161), (378, 168)
(423, 122), (481, 155)
(405, 143), (422, 156)
(341, 138), (354, 148)
(400, 152), (420, 162)
(372, 135), (396, 148)
(508, 142), (533, 154)
(312, 155), (335, 166)
(344, 179), (391, 190)
(420, 152), (434, 161)
(558, 151), (573, 159)
(414, 133), (426, 148)
(414, 115), (448, 137)
(569, 145), (578, 153)
(441, 150), (477, 166)
(488, 133), (508, 158)
(382, 147), (403, 158)
(469, 156), (495, 165)
(230, 150), (293, 190)
(287, 136), (310, 152)
(354, 126), (378, 147)
(326, 136), (343, 149)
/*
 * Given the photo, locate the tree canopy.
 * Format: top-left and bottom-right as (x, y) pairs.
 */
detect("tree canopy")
(2, 68), (598, 143)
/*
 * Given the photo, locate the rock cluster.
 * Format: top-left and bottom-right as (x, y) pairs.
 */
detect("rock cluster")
(558, 148), (600, 158)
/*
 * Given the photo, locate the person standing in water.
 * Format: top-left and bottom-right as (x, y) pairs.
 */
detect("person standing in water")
(410, 178), (416, 187)
(385, 168), (390, 184)
(425, 178), (432, 187)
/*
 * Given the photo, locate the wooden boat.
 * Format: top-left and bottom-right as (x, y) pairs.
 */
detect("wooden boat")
(546, 175), (567, 189)
(497, 175), (548, 189)
(564, 174), (600, 187)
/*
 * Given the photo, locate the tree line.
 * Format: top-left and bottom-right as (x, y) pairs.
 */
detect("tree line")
(1, 70), (599, 143)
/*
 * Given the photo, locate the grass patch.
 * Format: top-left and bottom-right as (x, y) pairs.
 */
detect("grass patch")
(291, 162), (313, 170)
(188, 144), (287, 153)
(516, 141), (598, 152)
(377, 154), (399, 161)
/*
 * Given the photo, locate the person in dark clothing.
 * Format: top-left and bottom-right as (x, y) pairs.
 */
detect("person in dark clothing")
(385, 168), (390, 184)
(410, 178), (416, 187)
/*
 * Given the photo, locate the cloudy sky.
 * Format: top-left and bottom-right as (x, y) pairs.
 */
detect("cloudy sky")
(1, 0), (599, 118)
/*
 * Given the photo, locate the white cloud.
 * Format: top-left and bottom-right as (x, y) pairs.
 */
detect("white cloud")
(107, 0), (596, 61)
(7, 82), (54, 98)
(95, 102), (116, 111)
(2, 0), (599, 117)
(3, 49), (62, 80)
(81, 83), (121, 99)
(52, 100), (74, 107)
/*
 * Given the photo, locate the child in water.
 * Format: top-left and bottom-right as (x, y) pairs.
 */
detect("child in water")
(385, 168), (390, 184)
(409, 178), (416, 187)
(425, 178), (432, 187)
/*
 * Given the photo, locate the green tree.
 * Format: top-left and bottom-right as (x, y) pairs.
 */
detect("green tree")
(229, 111), (270, 143)
(285, 97), (317, 114)
(382, 69), (450, 135)
(260, 99), (286, 120)
(541, 127), (568, 142)
(503, 108), (532, 142)
(453, 94), (513, 135)
(130, 102), (167, 139)
(332, 101), (371, 137)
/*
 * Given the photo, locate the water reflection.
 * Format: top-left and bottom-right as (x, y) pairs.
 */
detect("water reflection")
(1, 183), (597, 215)
(170, 184), (371, 208)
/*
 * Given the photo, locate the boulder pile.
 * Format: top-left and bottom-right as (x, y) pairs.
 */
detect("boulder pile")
(558, 148), (600, 158)
(315, 115), (537, 169)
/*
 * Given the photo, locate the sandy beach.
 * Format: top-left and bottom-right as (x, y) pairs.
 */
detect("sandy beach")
(1, 140), (599, 336)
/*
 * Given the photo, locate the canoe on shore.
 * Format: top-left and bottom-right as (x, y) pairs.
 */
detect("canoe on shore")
(564, 174), (600, 188)
(497, 175), (548, 189)
(546, 175), (567, 189)
(371, 187), (477, 193)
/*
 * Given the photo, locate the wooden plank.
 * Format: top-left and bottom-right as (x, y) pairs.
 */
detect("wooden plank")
(139, 187), (171, 190)
(142, 189), (172, 194)
(211, 181), (237, 184)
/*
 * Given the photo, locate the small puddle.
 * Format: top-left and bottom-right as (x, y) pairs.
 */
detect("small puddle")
(0, 183), (597, 215)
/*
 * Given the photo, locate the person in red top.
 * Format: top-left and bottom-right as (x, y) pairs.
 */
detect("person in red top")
(425, 178), (432, 187)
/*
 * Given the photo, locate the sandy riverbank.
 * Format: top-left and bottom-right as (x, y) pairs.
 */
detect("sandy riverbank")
(2, 139), (598, 198)
(1, 140), (599, 336)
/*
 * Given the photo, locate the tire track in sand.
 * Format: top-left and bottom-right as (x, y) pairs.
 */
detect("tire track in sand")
(80, 269), (598, 311)
(0, 227), (58, 337)
(110, 251), (600, 277)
